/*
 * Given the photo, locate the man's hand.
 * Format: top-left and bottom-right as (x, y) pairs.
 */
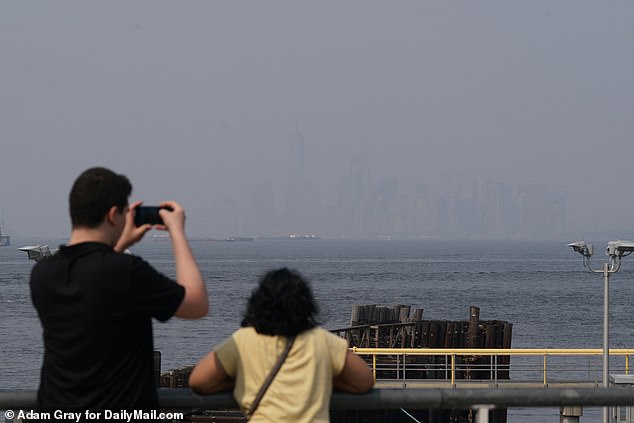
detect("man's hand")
(114, 200), (152, 253)
(156, 201), (186, 235)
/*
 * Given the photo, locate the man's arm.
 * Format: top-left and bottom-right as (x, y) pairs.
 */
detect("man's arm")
(114, 200), (207, 318)
(189, 351), (234, 394)
(333, 351), (375, 393)
(159, 201), (208, 319)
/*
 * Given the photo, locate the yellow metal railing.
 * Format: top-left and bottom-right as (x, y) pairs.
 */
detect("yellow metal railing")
(351, 348), (634, 386)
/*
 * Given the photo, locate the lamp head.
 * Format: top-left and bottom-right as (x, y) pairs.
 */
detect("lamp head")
(606, 240), (634, 257)
(18, 245), (52, 262)
(567, 240), (593, 257)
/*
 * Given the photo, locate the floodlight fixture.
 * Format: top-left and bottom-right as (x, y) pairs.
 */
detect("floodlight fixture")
(606, 239), (634, 257)
(18, 245), (53, 262)
(567, 240), (593, 258)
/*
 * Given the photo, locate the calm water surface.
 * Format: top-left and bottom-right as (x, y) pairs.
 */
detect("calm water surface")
(2, 237), (634, 422)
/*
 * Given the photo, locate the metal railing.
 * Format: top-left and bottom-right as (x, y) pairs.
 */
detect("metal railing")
(3, 388), (634, 423)
(4, 349), (634, 422)
(352, 348), (634, 386)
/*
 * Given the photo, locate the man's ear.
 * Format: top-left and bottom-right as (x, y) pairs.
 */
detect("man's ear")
(105, 206), (120, 225)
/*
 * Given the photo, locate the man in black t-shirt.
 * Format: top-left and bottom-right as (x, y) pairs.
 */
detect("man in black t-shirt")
(30, 167), (208, 414)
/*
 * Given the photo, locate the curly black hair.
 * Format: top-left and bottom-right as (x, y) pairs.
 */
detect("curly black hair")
(241, 268), (319, 336)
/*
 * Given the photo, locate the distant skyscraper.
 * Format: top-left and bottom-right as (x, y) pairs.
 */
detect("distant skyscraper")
(544, 191), (566, 235)
(284, 126), (312, 231)
(334, 157), (368, 237)
(485, 182), (514, 236)
(413, 183), (432, 235)
(290, 128), (305, 189)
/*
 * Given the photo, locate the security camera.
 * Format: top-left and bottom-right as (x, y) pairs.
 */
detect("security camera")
(606, 240), (634, 257)
(567, 241), (593, 257)
(18, 245), (53, 262)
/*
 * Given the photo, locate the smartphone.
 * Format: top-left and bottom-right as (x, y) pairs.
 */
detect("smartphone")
(134, 206), (167, 226)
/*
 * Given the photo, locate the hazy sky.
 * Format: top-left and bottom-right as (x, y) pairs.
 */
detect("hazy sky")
(1, 2), (634, 238)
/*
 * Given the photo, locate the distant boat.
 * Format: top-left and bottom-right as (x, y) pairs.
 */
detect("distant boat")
(256, 233), (320, 240)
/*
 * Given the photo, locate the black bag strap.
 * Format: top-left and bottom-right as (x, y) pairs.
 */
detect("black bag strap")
(246, 336), (296, 420)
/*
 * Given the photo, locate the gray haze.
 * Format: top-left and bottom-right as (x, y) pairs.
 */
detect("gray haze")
(1, 1), (634, 239)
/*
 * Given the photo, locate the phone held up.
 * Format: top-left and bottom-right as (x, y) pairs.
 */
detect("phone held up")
(134, 206), (171, 227)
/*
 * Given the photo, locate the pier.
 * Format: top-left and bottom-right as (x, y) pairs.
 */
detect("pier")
(331, 305), (512, 382)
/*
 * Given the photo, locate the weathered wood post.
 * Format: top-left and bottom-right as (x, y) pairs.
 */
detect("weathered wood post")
(560, 406), (582, 423)
(412, 308), (424, 321)
(397, 304), (411, 322)
(351, 305), (362, 326)
(465, 306), (481, 380)
(467, 306), (481, 347)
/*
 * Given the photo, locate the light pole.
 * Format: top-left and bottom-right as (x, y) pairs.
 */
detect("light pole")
(568, 239), (634, 423)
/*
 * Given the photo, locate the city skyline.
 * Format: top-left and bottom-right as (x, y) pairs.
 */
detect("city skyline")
(212, 149), (570, 240)
(2, 2), (634, 240)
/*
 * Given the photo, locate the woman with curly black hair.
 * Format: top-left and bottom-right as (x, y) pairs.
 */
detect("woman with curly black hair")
(189, 268), (374, 422)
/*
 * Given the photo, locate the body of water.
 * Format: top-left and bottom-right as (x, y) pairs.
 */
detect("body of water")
(2, 237), (633, 421)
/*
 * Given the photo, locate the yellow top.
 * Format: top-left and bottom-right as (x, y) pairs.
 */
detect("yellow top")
(215, 326), (348, 423)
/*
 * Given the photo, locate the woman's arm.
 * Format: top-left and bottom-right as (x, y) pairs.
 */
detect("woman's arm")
(333, 351), (375, 393)
(189, 351), (234, 394)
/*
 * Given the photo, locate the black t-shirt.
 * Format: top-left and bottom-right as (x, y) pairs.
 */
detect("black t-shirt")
(29, 242), (185, 412)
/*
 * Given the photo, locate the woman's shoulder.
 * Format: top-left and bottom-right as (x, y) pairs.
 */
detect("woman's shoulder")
(302, 327), (348, 347)
(233, 326), (258, 339)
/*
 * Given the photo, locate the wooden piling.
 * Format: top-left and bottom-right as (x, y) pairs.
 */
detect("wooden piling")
(412, 308), (424, 322)
(398, 305), (411, 323)
(560, 406), (582, 423)
(467, 306), (481, 348)
(350, 305), (362, 326)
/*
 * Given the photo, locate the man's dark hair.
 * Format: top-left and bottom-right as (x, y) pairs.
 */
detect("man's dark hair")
(241, 268), (319, 337)
(69, 167), (132, 228)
